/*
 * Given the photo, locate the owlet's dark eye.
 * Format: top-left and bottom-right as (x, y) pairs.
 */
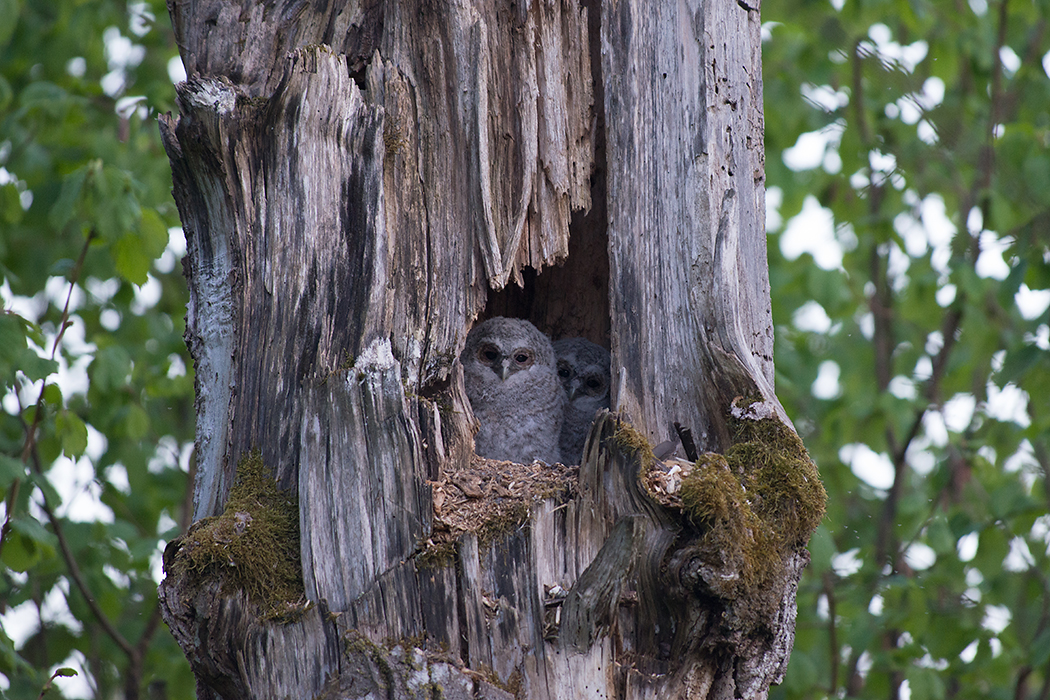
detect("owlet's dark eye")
(480, 346), (500, 363)
(514, 351), (532, 365)
(586, 377), (602, 390)
(558, 366), (571, 378)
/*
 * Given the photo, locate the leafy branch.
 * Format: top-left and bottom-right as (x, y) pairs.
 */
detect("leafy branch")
(0, 229), (95, 563)
(1, 228), (166, 700)
(36, 667), (77, 700)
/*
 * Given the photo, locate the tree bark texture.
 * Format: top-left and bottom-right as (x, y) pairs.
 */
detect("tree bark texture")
(158, 1), (809, 699)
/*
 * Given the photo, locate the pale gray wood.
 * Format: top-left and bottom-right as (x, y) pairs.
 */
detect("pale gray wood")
(299, 341), (430, 610)
(158, 581), (340, 700)
(604, 0), (779, 452)
(159, 1), (814, 698)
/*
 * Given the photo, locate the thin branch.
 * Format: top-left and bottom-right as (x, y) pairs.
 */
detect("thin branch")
(986, 0), (1009, 148)
(925, 307), (963, 403)
(124, 448), (196, 698)
(850, 39), (904, 700)
(1021, 19), (1047, 66)
(123, 602), (162, 700)
(36, 668), (78, 700)
(961, 0), (1010, 239)
(886, 304), (964, 472)
(851, 39), (872, 147)
(869, 245), (894, 396)
(0, 230), (97, 563)
(870, 242), (899, 570)
(3, 229), (136, 659)
(845, 649), (864, 698)
(36, 487), (135, 658)
(823, 572), (840, 695)
(48, 233), (96, 363)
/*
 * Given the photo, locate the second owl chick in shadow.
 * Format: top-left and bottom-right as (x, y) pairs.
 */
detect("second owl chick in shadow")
(553, 338), (611, 465)
(461, 317), (566, 465)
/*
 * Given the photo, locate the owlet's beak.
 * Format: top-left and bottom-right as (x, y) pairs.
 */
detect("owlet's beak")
(500, 359), (512, 381)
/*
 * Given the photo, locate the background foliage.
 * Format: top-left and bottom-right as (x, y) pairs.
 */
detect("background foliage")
(0, 1), (195, 698)
(1, 0), (1048, 698)
(763, 0), (1050, 698)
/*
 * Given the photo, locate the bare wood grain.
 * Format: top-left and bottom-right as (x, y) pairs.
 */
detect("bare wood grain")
(160, 1), (815, 698)
(603, 0), (777, 452)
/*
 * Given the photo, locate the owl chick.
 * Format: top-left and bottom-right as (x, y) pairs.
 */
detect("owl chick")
(461, 317), (565, 464)
(553, 338), (611, 465)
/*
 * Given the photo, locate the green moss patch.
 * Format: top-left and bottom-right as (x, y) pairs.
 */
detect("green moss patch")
(691, 400), (825, 588)
(640, 398), (827, 597)
(167, 450), (305, 620)
(613, 423), (657, 472)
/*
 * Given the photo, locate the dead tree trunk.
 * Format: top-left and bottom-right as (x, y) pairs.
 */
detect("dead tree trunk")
(158, 1), (825, 699)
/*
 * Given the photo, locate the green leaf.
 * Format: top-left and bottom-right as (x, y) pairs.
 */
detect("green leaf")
(16, 348), (58, 382)
(973, 526), (1010, 577)
(906, 667), (945, 700)
(9, 515), (56, 548)
(48, 166), (89, 231)
(53, 667), (78, 678)
(999, 345), (1043, 385)
(0, 73), (11, 112)
(926, 517), (956, 556)
(126, 404), (150, 440)
(0, 182), (22, 225)
(112, 232), (152, 285)
(90, 345), (132, 392)
(0, 0), (20, 49)
(1, 530), (40, 572)
(1032, 628), (1050, 667)
(1022, 153), (1050, 206)
(139, 208), (170, 261)
(783, 649), (819, 694)
(0, 454), (27, 487)
(26, 471), (62, 511)
(0, 628), (35, 676)
(988, 480), (1030, 521)
(19, 81), (70, 118)
(806, 523), (835, 572)
(41, 382), (63, 407)
(0, 312), (29, 367)
(2, 516), (57, 571)
(56, 411), (88, 459)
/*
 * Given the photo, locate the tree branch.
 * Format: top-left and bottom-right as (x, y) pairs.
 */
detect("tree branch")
(0, 230), (97, 564)
(123, 442), (197, 699)
(823, 572), (840, 695)
(851, 39), (872, 147)
(3, 228), (139, 661)
(36, 488), (135, 659)
(960, 0), (1010, 243)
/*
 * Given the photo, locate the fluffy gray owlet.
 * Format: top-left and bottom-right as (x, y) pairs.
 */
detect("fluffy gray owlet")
(553, 338), (611, 465)
(461, 317), (566, 464)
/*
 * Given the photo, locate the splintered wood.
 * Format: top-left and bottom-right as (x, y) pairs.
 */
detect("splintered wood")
(429, 455), (578, 543)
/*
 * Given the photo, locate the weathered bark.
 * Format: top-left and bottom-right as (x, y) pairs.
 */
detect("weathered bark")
(604, 0), (776, 451)
(159, 1), (817, 699)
